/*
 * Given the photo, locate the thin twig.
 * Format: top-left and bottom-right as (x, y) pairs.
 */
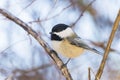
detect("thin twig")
(18, 0), (36, 15)
(88, 67), (91, 80)
(29, 3), (72, 23)
(0, 39), (28, 55)
(45, 0), (57, 19)
(13, 63), (53, 74)
(5, 74), (13, 80)
(0, 8), (73, 80)
(95, 9), (120, 80)
(71, 0), (96, 27)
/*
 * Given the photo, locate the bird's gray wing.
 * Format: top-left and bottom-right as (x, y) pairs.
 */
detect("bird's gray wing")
(67, 37), (102, 55)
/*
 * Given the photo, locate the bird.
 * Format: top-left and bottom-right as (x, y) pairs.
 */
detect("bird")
(50, 24), (102, 58)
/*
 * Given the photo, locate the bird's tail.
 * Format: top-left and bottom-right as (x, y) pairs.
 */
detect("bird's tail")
(90, 48), (103, 56)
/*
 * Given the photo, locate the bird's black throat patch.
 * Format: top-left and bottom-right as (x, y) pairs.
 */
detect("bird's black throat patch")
(51, 34), (63, 41)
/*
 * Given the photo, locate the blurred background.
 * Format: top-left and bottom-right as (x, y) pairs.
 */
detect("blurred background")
(0, 0), (120, 80)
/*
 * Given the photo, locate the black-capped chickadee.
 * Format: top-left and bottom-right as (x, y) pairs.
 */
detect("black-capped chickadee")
(50, 24), (101, 58)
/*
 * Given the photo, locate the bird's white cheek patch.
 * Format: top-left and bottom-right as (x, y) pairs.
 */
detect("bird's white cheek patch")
(55, 28), (74, 38)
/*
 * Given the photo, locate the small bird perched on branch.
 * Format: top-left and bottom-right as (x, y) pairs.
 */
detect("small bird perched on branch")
(50, 24), (101, 58)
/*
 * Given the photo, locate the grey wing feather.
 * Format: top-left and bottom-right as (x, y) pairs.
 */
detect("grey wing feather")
(67, 37), (102, 55)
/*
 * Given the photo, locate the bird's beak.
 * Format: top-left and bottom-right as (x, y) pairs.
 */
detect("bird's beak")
(49, 32), (53, 34)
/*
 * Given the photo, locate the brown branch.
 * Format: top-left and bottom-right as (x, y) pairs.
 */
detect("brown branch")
(18, 0), (36, 15)
(88, 67), (91, 80)
(29, 3), (72, 23)
(95, 9), (120, 80)
(0, 39), (28, 55)
(0, 8), (73, 80)
(71, 0), (96, 27)
(13, 64), (53, 74)
(5, 74), (13, 80)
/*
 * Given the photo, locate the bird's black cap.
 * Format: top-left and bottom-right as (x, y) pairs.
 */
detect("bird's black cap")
(52, 24), (69, 32)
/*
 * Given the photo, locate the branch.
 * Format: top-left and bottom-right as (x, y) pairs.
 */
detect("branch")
(0, 8), (73, 80)
(29, 4), (72, 23)
(71, 0), (96, 27)
(95, 9), (120, 80)
(88, 67), (91, 80)
(5, 74), (13, 80)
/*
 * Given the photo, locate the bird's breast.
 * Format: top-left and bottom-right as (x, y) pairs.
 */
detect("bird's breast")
(52, 39), (84, 58)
